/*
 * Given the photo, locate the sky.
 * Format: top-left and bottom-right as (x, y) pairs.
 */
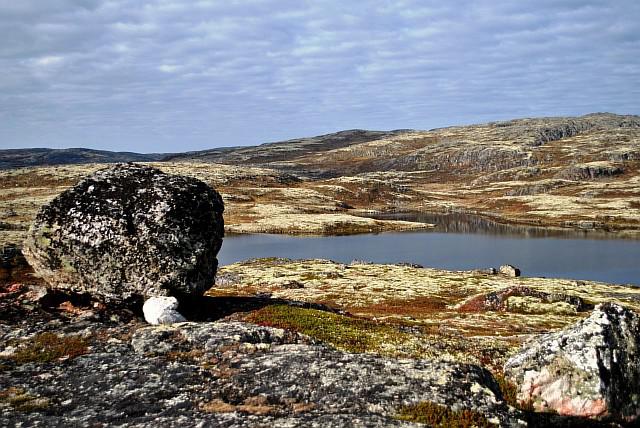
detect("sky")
(1, 0), (639, 153)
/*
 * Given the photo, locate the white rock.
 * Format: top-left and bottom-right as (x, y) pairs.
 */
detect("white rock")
(143, 296), (186, 325)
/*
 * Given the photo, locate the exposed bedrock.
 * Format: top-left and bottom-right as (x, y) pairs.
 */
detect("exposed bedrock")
(386, 146), (535, 173)
(129, 321), (522, 427)
(556, 163), (624, 181)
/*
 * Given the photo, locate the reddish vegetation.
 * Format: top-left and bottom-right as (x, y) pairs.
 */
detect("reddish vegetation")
(457, 295), (489, 313)
(352, 297), (449, 318)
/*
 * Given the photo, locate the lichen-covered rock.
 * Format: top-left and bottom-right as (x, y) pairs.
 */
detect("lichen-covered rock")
(142, 296), (186, 325)
(504, 303), (640, 421)
(130, 321), (522, 427)
(2, 313), (523, 427)
(22, 163), (224, 302)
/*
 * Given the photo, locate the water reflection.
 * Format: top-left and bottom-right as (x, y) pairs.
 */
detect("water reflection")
(372, 212), (625, 240)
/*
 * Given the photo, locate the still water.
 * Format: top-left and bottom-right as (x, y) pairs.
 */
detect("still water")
(218, 213), (640, 286)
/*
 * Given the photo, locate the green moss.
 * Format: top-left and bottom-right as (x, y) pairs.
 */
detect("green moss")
(245, 304), (406, 354)
(10, 332), (88, 364)
(396, 401), (495, 427)
(39, 237), (51, 246)
(35, 225), (54, 247)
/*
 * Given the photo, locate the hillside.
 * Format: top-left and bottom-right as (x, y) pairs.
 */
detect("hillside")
(170, 113), (640, 177)
(163, 129), (406, 170)
(152, 113), (640, 234)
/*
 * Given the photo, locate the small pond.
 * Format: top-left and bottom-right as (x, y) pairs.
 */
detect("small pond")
(218, 212), (640, 286)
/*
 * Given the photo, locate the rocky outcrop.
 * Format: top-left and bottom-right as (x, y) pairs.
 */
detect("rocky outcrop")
(505, 180), (571, 196)
(608, 150), (640, 162)
(531, 114), (640, 146)
(557, 163), (624, 181)
(504, 303), (640, 421)
(130, 321), (520, 427)
(389, 145), (534, 173)
(532, 121), (593, 146)
(22, 163), (224, 302)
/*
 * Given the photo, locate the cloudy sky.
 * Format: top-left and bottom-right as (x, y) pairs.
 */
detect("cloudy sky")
(1, 0), (639, 152)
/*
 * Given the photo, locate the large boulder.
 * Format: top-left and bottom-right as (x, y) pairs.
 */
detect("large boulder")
(504, 303), (640, 421)
(23, 163), (224, 302)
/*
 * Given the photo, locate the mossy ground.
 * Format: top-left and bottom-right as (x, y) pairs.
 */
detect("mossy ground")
(395, 401), (495, 427)
(244, 304), (410, 354)
(7, 332), (88, 364)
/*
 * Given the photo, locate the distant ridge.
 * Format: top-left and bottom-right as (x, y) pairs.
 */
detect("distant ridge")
(2, 113), (638, 170)
(162, 129), (404, 164)
(0, 148), (166, 170)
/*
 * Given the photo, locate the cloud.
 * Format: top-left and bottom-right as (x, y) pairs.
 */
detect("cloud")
(0, 0), (638, 151)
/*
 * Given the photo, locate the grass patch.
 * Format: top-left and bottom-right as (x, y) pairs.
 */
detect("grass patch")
(396, 401), (495, 427)
(244, 304), (406, 354)
(10, 332), (88, 364)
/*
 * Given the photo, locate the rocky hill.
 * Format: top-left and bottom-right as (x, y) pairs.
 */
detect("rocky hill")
(163, 129), (407, 171)
(169, 113), (640, 178)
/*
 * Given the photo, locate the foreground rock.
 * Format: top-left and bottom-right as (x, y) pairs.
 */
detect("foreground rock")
(504, 303), (640, 421)
(2, 318), (521, 427)
(22, 163), (224, 302)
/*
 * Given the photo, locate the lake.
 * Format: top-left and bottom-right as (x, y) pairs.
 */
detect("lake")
(218, 212), (640, 286)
